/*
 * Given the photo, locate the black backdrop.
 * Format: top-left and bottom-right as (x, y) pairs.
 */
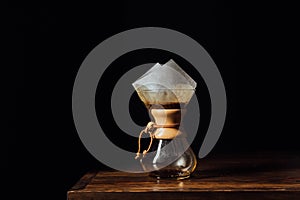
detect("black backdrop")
(6, 1), (299, 200)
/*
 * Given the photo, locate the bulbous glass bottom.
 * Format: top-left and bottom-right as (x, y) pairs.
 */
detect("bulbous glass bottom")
(140, 139), (197, 179)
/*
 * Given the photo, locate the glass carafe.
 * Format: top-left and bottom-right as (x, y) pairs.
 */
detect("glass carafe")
(135, 89), (197, 179)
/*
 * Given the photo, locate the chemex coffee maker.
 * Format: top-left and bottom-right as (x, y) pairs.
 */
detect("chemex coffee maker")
(133, 60), (197, 179)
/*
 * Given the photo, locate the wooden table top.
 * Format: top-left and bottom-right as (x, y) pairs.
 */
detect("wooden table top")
(68, 152), (300, 200)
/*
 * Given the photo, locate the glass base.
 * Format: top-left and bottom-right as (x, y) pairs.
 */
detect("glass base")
(149, 169), (191, 180)
(140, 139), (197, 179)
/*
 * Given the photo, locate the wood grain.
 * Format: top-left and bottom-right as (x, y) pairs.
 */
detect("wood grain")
(68, 152), (300, 200)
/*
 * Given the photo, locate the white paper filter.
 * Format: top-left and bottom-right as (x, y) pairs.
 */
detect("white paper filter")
(132, 59), (197, 105)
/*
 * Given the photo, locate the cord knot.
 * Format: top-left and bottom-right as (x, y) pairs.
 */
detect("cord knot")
(135, 122), (156, 159)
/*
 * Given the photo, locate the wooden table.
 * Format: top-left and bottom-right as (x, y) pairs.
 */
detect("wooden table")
(68, 152), (300, 199)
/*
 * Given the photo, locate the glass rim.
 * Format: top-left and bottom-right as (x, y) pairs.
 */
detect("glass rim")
(137, 88), (196, 92)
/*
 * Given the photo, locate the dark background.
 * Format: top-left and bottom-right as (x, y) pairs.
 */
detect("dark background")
(5, 1), (299, 199)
